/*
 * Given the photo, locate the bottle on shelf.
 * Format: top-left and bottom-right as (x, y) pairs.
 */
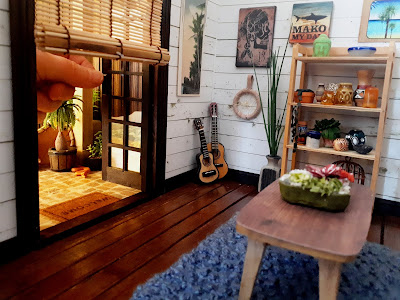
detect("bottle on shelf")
(315, 83), (325, 102)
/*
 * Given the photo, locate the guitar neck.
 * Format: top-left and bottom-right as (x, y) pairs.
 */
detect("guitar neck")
(211, 116), (218, 150)
(198, 129), (210, 158)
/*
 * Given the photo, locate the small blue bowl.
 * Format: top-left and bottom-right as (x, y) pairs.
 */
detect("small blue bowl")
(348, 47), (376, 57)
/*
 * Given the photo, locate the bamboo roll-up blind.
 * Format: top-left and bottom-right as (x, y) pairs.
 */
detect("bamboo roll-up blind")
(35, 0), (170, 65)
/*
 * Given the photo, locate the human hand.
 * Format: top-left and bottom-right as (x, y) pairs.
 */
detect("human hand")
(36, 49), (104, 122)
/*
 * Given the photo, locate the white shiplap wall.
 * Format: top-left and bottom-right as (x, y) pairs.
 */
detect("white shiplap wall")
(165, 0), (220, 179)
(0, 0), (16, 243)
(168, 0), (400, 202)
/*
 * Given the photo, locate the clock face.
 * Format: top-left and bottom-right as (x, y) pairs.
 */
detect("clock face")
(233, 89), (261, 120)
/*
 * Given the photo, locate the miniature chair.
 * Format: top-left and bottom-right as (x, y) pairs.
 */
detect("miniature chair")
(333, 158), (365, 185)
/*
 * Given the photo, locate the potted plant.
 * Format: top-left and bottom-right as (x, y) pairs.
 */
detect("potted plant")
(254, 40), (289, 191)
(313, 118), (341, 148)
(86, 131), (102, 171)
(42, 97), (82, 171)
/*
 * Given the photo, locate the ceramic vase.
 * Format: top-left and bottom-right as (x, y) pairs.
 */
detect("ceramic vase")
(354, 70), (375, 106)
(258, 155), (281, 192)
(55, 131), (68, 151)
(335, 83), (353, 106)
(315, 83), (325, 102)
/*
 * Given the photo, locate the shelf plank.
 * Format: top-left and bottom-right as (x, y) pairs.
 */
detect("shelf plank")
(286, 144), (376, 160)
(290, 102), (381, 113)
(296, 56), (388, 64)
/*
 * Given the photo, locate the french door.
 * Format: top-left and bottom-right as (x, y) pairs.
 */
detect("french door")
(101, 60), (150, 191)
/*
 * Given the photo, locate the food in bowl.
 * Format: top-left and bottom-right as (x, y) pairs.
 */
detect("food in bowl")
(348, 47), (376, 57)
(279, 164), (354, 212)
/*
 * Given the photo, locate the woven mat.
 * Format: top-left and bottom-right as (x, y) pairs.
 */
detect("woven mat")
(40, 192), (120, 222)
(132, 215), (400, 299)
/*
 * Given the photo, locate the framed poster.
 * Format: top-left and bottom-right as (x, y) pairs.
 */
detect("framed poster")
(177, 0), (207, 96)
(289, 1), (333, 44)
(359, 0), (400, 42)
(236, 6), (276, 67)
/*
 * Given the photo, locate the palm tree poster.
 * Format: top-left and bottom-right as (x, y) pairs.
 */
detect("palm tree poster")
(289, 2), (333, 43)
(178, 0), (206, 95)
(236, 7), (276, 67)
(367, 0), (400, 39)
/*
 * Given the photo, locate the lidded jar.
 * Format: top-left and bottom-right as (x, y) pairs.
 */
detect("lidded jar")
(335, 83), (353, 106)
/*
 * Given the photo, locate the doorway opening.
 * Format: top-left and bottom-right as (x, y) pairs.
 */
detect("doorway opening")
(38, 59), (149, 231)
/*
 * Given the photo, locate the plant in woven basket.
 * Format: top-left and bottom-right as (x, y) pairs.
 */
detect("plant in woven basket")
(313, 118), (341, 147)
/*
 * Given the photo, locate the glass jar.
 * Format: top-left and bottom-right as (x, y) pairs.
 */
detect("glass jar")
(363, 86), (379, 108)
(320, 90), (335, 105)
(297, 121), (307, 145)
(306, 131), (321, 149)
(335, 83), (353, 106)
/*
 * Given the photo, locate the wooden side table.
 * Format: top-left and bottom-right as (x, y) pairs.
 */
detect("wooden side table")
(236, 180), (374, 300)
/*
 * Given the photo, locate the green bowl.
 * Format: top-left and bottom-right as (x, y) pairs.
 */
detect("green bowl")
(279, 181), (350, 212)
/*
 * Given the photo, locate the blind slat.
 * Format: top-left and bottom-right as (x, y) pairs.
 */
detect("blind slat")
(35, 0), (169, 65)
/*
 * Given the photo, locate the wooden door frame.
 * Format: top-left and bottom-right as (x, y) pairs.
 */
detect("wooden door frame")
(4, 0), (171, 259)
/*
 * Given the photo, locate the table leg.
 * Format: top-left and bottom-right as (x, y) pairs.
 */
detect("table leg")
(238, 239), (266, 300)
(318, 259), (342, 300)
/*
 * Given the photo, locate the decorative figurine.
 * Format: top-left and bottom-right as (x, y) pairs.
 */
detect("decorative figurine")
(313, 34), (331, 57)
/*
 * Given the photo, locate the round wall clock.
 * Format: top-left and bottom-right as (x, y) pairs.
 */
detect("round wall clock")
(233, 75), (261, 120)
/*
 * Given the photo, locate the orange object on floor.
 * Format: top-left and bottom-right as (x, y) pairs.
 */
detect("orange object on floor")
(73, 166), (91, 177)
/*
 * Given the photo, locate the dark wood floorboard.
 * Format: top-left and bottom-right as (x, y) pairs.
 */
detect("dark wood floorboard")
(383, 216), (400, 251)
(12, 182), (242, 299)
(1, 181), (399, 300)
(367, 215), (383, 244)
(0, 182), (199, 274)
(2, 182), (223, 299)
(98, 191), (258, 300)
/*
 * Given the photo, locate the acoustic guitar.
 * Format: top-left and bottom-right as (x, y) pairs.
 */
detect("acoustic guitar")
(207, 103), (228, 179)
(194, 118), (219, 183)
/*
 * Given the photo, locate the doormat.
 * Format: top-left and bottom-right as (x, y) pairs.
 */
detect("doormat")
(40, 192), (120, 222)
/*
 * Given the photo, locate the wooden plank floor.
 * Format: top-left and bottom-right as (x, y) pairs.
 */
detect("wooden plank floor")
(0, 180), (399, 300)
(0, 180), (256, 299)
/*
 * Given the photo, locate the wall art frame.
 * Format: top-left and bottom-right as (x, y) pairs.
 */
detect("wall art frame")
(289, 1), (333, 44)
(236, 6), (276, 68)
(177, 0), (207, 96)
(359, 0), (400, 42)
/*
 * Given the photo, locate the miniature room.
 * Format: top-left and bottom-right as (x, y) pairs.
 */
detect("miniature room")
(0, 0), (399, 299)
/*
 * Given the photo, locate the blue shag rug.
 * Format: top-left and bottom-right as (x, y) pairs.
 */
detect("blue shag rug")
(131, 215), (400, 299)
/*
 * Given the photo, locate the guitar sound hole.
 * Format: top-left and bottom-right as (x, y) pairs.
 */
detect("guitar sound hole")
(202, 158), (211, 166)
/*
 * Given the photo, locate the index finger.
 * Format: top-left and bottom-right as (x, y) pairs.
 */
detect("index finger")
(36, 50), (104, 88)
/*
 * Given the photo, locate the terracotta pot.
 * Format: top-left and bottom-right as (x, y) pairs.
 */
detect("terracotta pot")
(293, 91), (315, 103)
(322, 137), (334, 148)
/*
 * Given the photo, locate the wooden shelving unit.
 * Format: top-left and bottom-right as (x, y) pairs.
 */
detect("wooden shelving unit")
(281, 43), (395, 195)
